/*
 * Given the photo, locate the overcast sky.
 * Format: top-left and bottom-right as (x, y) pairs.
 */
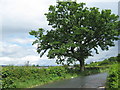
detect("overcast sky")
(0, 0), (120, 66)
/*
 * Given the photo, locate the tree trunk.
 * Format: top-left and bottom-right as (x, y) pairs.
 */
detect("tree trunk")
(79, 60), (85, 72)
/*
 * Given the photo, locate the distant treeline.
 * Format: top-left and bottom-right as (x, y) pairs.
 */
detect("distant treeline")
(86, 54), (119, 66)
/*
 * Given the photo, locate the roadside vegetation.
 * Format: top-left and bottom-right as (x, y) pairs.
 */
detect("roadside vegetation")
(106, 63), (120, 88)
(106, 54), (120, 88)
(1, 54), (119, 88)
(1, 58), (111, 88)
(2, 66), (75, 88)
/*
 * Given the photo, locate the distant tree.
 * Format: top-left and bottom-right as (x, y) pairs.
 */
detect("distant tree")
(85, 63), (88, 66)
(29, 2), (120, 71)
(99, 59), (109, 66)
(90, 62), (94, 64)
(108, 57), (116, 62)
(36, 64), (39, 67)
(32, 64), (36, 67)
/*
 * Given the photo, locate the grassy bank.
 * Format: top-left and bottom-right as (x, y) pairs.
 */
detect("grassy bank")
(106, 63), (120, 88)
(1, 65), (108, 88)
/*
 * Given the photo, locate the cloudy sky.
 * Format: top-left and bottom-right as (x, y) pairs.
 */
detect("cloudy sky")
(0, 0), (120, 66)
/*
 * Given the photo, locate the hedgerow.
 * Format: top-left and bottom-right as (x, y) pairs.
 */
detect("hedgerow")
(1, 66), (77, 88)
(107, 63), (120, 88)
(1, 65), (107, 88)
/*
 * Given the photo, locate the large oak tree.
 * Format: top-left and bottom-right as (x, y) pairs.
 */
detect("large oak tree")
(29, 2), (119, 71)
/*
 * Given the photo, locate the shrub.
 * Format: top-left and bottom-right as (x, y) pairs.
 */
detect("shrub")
(107, 64), (120, 88)
(1, 66), (72, 88)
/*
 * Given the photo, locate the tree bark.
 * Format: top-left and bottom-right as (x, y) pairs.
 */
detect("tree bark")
(79, 60), (85, 72)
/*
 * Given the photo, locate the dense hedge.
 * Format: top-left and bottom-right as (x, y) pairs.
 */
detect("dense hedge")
(107, 63), (120, 88)
(1, 65), (107, 88)
(1, 66), (78, 88)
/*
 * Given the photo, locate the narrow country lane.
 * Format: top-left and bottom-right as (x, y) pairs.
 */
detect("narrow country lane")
(34, 72), (108, 88)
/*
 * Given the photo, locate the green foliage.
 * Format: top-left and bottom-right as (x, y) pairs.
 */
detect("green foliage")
(1, 66), (78, 88)
(107, 64), (120, 88)
(1, 65), (108, 88)
(98, 59), (111, 66)
(116, 54), (120, 63)
(29, 1), (120, 71)
(86, 56), (118, 67)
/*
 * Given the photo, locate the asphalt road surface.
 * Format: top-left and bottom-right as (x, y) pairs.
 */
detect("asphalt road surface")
(35, 72), (108, 88)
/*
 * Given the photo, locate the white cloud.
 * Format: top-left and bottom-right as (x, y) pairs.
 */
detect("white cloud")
(12, 38), (34, 44)
(1, 42), (22, 57)
(2, 0), (56, 34)
(0, 55), (56, 66)
(21, 55), (39, 61)
(0, 40), (57, 66)
(0, 41), (3, 56)
(0, 57), (18, 65)
(0, 57), (12, 61)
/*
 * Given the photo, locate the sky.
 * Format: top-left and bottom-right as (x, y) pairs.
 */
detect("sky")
(0, 0), (120, 66)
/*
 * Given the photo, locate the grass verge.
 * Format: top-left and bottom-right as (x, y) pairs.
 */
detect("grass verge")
(106, 63), (120, 88)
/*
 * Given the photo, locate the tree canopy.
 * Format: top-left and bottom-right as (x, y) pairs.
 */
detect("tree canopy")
(29, 2), (120, 71)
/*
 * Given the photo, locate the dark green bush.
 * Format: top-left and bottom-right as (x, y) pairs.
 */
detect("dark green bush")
(1, 66), (73, 88)
(107, 64), (120, 88)
(1, 62), (109, 88)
